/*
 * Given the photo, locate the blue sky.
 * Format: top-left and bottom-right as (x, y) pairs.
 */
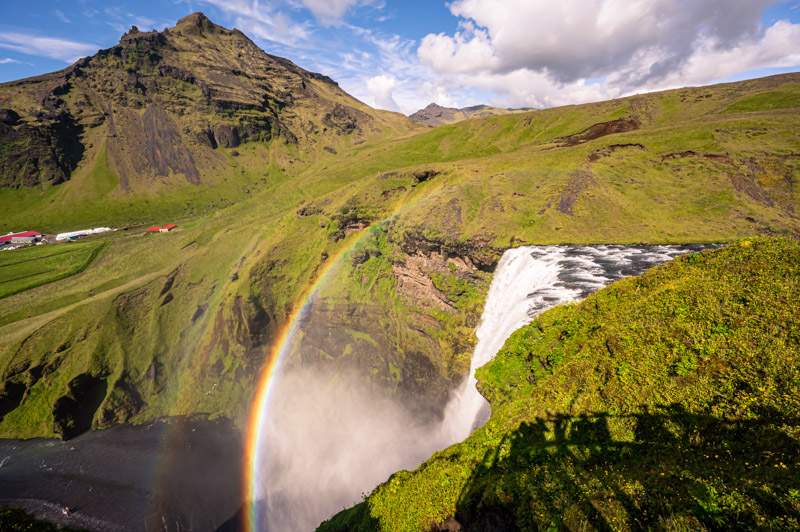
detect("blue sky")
(1, 1), (799, 114)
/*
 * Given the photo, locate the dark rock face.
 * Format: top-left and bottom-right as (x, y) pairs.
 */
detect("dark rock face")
(290, 301), (452, 421)
(213, 124), (241, 148)
(324, 104), (367, 135)
(0, 110), (84, 188)
(52, 374), (107, 440)
(400, 229), (500, 272)
(413, 169), (440, 183)
(98, 375), (144, 428)
(0, 108), (20, 125)
(0, 381), (26, 421)
(106, 105), (199, 187)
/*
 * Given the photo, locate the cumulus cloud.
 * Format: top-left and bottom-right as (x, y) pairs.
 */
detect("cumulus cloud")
(366, 74), (400, 110)
(0, 32), (98, 63)
(0, 58), (20, 64)
(416, 0), (800, 109)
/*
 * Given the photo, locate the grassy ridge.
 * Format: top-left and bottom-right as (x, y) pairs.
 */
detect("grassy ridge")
(320, 239), (800, 531)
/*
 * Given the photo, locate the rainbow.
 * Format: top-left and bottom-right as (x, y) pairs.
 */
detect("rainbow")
(243, 229), (371, 532)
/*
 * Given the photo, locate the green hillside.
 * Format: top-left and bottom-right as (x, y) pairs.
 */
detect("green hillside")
(1, 70), (799, 441)
(320, 238), (800, 531)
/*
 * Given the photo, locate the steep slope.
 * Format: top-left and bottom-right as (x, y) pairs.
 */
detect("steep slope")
(321, 238), (800, 531)
(0, 71), (798, 444)
(410, 103), (527, 127)
(0, 12), (411, 230)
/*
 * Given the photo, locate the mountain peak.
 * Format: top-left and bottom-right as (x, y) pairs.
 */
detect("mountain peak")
(176, 11), (212, 29)
(0, 11), (410, 190)
(410, 102), (525, 127)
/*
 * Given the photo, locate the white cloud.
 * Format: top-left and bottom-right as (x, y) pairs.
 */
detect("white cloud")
(0, 32), (98, 63)
(299, 0), (362, 25)
(365, 74), (399, 110)
(291, 0), (384, 25)
(0, 58), (20, 64)
(199, 0), (311, 46)
(414, 0), (800, 109)
(422, 0), (772, 82)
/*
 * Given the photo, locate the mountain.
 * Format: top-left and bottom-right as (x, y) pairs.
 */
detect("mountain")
(0, 12), (411, 228)
(409, 102), (528, 126)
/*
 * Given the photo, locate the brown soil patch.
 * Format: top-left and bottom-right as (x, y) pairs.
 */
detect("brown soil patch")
(730, 173), (775, 207)
(558, 169), (594, 215)
(558, 117), (639, 146)
(588, 143), (645, 162)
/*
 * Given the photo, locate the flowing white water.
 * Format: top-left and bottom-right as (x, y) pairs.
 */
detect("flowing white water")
(439, 244), (701, 443)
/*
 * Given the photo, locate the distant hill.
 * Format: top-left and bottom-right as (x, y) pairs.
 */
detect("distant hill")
(409, 102), (528, 126)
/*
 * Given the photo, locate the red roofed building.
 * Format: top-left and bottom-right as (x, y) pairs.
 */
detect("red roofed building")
(0, 231), (42, 244)
(146, 225), (177, 234)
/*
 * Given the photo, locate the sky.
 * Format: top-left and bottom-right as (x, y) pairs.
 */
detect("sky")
(1, 0), (800, 114)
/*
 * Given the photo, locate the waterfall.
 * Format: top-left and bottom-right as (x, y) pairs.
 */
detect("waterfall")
(439, 244), (700, 443)
(259, 244), (705, 530)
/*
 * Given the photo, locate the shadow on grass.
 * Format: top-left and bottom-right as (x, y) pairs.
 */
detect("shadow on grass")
(448, 404), (800, 531)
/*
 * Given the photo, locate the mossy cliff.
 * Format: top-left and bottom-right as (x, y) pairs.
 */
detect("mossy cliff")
(321, 238), (800, 531)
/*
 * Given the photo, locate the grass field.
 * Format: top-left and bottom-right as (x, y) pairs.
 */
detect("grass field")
(0, 242), (104, 300)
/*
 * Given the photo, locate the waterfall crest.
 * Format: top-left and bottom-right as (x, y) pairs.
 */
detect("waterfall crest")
(439, 244), (699, 443)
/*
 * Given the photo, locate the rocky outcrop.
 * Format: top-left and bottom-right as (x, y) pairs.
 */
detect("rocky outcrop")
(392, 254), (456, 312)
(0, 109), (84, 188)
(588, 143), (645, 162)
(399, 229), (500, 272)
(323, 104), (370, 135)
